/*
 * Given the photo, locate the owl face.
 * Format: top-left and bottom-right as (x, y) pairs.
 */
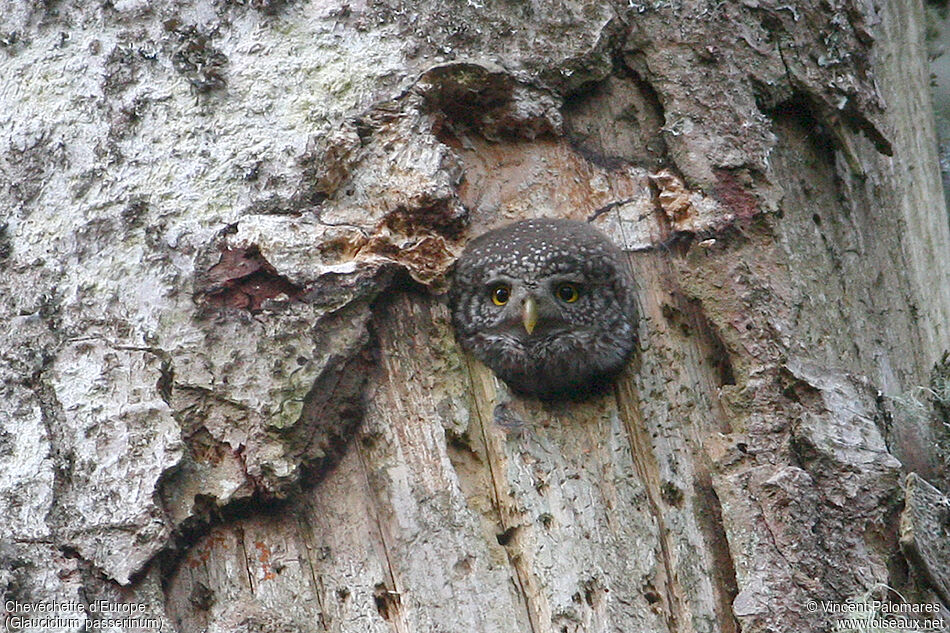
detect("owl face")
(449, 218), (638, 400)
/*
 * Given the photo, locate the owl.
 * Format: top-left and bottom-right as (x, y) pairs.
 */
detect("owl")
(449, 218), (638, 400)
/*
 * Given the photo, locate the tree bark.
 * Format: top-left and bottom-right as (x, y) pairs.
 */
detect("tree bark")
(1, 0), (949, 632)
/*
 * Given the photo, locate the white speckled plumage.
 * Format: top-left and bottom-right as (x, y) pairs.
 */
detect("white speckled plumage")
(449, 218), (638, 400)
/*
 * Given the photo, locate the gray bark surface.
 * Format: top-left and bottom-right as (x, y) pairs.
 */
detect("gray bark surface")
(1, 0), (949, 632)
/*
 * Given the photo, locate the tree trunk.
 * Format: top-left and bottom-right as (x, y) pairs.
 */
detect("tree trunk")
(2, 0), (949, 632)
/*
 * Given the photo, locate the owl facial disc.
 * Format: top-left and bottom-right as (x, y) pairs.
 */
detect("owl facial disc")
(449, 218), (639, 400)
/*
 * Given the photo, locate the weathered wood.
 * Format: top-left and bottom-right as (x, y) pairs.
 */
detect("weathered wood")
(1, 0), (949, 632)
(902, 473), (950, 607)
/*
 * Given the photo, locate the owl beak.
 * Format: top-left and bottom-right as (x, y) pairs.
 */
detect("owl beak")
(522, 296), (539, 334)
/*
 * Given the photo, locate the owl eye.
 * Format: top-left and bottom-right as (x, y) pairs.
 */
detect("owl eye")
(490, 284), (511, 306)
(555, 283), (580, 303)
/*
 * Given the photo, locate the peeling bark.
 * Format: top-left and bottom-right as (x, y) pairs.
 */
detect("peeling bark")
(2, 0), (949, 632)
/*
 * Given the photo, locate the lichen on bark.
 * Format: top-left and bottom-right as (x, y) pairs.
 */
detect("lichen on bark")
(1, 1), (949, 632)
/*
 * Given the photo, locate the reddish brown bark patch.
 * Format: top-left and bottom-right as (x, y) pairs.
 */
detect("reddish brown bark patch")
(713, 169), (760, 220)
(199, 246), (303, 312)
(379, 197), (467, 238)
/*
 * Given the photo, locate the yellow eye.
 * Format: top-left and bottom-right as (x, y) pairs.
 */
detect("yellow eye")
(555, 283), (580, 303)
(491, 285), (511, 306)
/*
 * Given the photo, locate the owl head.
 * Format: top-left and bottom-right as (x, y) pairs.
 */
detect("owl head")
(449, 218), (638, 400)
